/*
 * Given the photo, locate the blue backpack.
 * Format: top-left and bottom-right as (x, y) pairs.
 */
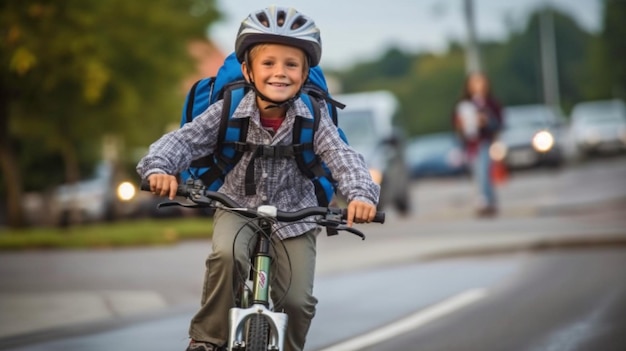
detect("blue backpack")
(180, 52), (346, 207)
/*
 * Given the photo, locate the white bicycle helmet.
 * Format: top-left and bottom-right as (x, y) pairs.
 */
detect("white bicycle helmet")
(235, 5), (322, 66)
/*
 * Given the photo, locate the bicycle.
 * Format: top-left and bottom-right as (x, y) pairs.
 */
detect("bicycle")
(141, 179), (385, 351)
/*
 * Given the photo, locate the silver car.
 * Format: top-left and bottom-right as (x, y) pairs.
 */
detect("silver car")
(492, 104), (568, 169)
(334, 90), (412, 215)
(570, 99), (626, 157)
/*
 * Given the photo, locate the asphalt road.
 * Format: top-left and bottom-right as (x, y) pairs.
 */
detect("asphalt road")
(338, 248), (626, 351)
(1, 254), (525, 351)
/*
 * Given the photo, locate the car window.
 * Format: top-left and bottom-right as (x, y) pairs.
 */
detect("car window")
(504, 106), (556, 129)
(572, 102), (626, 125)
(338, 110), (378, 148)
(406, 134), (456, 161)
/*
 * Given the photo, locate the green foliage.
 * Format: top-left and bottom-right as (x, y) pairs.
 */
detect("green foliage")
(0, 218), (214, 250)
(335, 6), (609, 137)
(591, 0), (626, 99)
(1, 0), (220, 191)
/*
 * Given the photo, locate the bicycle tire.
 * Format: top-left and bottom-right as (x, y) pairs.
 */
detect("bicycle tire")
(246, 314), (270, 351)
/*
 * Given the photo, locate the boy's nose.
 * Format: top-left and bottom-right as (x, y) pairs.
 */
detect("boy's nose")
(273, 64), (287, 76)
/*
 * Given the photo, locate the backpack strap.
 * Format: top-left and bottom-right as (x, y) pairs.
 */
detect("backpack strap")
(302, 84), (346, 125)
(242, 143), (308, 196)
(183, 78), (216, 125)
(292, 96), (336, 207)
(188, 82), (250, 189)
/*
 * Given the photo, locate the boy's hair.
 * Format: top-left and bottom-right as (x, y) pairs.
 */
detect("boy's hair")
(235, 6), (322, 67)
(246, 43), (310, 75)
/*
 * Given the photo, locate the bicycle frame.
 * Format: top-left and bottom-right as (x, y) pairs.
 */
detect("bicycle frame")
(228, 208), (288, 351)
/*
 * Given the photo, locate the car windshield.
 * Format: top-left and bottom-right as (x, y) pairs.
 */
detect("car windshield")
(504, 106), (555, 129)
(573, 103), (626, 125)
(338, 110), (378, 148)
(406, 135), (455, 160)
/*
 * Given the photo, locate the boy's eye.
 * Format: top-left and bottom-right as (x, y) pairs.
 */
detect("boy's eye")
(287, 61), (299, 68)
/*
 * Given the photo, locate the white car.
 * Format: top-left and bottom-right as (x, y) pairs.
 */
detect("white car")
(570, 99), (626, 157)
(334, 90), (412, 215)
(49, 161), (143, 226)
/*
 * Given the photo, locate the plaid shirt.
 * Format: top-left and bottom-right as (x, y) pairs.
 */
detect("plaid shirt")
(137, 91), (380, 239)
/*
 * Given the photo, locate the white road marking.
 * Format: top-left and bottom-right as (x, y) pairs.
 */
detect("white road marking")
(318, 288), (489, 351)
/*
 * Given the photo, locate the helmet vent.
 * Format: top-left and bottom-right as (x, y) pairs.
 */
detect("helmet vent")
(256, 12), (270, 27)
(277, 10), (286, 26)
(291, 16), (307, 30)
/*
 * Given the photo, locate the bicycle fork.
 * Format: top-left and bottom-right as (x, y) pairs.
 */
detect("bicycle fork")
(228, 215), (288, 351)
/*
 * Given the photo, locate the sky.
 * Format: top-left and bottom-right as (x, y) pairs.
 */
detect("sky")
(207, 0), (603, 70)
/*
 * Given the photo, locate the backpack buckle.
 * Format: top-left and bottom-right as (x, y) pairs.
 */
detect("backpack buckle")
(260, 145), (276, 158)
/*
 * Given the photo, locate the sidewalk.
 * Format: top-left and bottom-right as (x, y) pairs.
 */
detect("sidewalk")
(315, 194), (626, 276)
(1, 160), (626, 347)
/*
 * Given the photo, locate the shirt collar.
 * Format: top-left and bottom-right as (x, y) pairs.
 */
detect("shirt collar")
(231, 91), (315, 121)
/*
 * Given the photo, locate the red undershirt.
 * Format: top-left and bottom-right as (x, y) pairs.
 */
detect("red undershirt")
(260, 116), (285, 133)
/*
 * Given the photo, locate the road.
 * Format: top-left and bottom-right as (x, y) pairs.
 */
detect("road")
(0, 156), (625, 350)
(316, 248), (626, 351)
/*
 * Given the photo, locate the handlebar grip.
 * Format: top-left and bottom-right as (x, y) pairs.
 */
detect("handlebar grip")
(339, 209), (385, 223)
(374, 211), (385, 224)
(139, 179), (191, 198)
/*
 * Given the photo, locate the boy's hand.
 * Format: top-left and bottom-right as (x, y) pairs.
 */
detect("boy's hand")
(147, 173), (178, 200)
(346, 200), (377, 227)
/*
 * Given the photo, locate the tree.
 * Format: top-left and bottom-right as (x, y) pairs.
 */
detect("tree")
(591, 0), (626, 99)
(1, 0), (220, 227)
(334, 6), (598, 138)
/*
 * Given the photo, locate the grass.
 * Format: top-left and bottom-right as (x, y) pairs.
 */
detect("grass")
(0, 218), (214, 250)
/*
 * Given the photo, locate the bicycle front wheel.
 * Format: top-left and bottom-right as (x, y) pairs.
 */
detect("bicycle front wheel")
(246, 314), (270, 351)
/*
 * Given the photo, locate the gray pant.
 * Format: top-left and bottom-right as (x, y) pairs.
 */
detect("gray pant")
(189, 209), (319, 351)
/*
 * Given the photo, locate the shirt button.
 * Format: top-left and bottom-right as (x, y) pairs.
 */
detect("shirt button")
(262, 172), (268, 178)
(261, 196), (268, 201)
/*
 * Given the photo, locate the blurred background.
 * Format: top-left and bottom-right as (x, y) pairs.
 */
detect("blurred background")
(1, 1), (626, 350)
(1, 0), (624, 228)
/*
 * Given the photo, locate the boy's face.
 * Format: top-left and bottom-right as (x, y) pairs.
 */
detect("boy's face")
(243, 44), (308, 109)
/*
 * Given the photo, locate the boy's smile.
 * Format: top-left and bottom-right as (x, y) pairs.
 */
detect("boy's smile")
(244, 44), (307, 110)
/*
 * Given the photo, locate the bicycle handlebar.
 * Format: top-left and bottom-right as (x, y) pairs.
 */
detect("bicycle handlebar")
(140, 179), (385, 224)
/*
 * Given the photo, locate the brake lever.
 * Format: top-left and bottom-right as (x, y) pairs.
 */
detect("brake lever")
(317, 219), (366, 240)
(339, 225), (366, 240)
(157, 201), (202, 209)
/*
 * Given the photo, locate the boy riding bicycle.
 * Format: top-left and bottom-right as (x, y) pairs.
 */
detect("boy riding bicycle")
(137, 5), (380, 351)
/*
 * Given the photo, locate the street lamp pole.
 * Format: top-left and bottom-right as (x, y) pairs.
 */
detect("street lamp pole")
(464, 0), (482, 74)
(539, 6), (561, 107)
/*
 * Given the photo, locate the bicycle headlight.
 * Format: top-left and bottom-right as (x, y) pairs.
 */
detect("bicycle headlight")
(116, 181), (136, 201)
(532, 131), (554, 152)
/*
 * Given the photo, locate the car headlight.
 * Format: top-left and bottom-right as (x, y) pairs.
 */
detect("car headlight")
(489, 141), (508, 161)
(532, 131), (554, 152)
(116, 181), (136, 201)
(369, 169), (383, 185)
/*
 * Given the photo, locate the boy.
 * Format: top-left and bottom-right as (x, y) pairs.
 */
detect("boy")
(137, 6), (380, 351)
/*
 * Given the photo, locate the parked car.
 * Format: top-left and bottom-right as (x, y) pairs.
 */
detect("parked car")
(570, 99), (626, 157)
(49, 161), (185, 226)
(492, 104), (568, 169)
(405, 132), (468, 179)
(334, 90), (412, 215)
